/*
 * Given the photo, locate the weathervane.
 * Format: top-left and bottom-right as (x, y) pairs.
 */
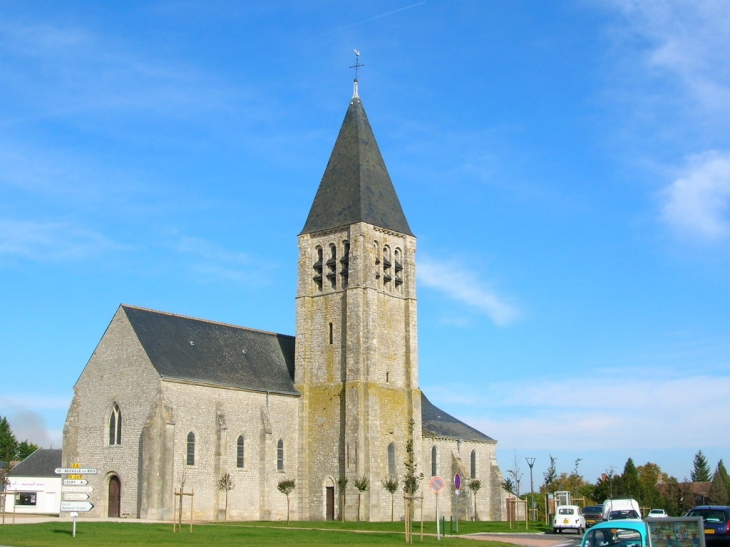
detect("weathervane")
(350, 49), (364, 98)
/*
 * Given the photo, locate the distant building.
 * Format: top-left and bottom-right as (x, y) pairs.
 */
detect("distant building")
(4, 449), (62, 515)
(63, 84), (508, 521)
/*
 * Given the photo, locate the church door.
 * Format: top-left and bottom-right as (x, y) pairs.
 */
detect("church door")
(108, 475), (121, 517)
(326, 487), (335, 520)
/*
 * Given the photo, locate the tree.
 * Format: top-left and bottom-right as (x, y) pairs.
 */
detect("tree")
(692, 450), (712, 482)
(277, 479), (296, 525)
(621, 458), (640, 500)
(337, 476), (348, 522)
(637, 462), (663, 509)
(0, 417), (18, 462)
(17, 440), (39, 461)
(543, 455), (558, 492)
(469, 479), (482, 521)
(354, 475), (370, 521)
(218, 472), (235, 522)
(402, 419), (423, 497)
(502, 477), (515, 495)
(710, 466), (728, 505)
(382, 476), (399, 522)
(716, 460), (730, 502)
(506, 451), (523, 496)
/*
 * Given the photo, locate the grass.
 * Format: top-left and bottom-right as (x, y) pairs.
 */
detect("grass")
(0, 519), (551, 547)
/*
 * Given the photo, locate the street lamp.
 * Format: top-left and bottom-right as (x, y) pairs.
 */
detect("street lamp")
(526, 457), (536, 521)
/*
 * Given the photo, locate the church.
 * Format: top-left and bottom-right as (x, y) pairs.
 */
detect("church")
(62, 81), (509, 522)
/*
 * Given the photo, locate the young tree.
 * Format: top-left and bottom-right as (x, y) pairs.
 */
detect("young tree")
(543, 455), (558, 492)
(469, 479), (482, 521)
(506, 451), (523, 496)
(0, 417), (18, 462)
(382, 476), (399, 522)
(218, 472), (235, 522)
(354, 475), (370, 522)
(402, 418), (423, 538)
(337, 476), (348, 522)
(277, 479), (296, 525)
(692, 450), (712, 482)
(502, 477), (515, 495)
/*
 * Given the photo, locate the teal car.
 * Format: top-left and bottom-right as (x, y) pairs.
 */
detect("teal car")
(582, 520), (649, 547)
(582, 517), (707, 547)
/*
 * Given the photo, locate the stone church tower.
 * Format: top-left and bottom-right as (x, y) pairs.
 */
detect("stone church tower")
(295, 84), (421, 521)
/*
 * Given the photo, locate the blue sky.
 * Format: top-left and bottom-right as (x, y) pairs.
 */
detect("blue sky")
(2, 0), (729, 487)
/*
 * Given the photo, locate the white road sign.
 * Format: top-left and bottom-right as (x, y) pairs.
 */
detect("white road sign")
(61, 501), (94, 512)
(55, 468), (98, 475)
(63, 479), (88, 486)
(63, 493), (89, 501)
(62, 486), (93, 493)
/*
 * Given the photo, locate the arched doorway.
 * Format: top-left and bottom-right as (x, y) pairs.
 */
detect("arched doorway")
(108, 475), (121, 517)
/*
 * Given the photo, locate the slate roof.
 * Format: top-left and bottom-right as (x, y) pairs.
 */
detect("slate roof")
(8, 449), (62, 477)
(301, 96), (414, 236)
(122, 305), (298, 396)
(421, 393), (495, 443)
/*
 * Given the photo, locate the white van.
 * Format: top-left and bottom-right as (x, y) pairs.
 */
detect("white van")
(602, 499), (642, 520)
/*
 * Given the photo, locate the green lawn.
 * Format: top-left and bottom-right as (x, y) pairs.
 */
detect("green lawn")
(0, 520), (550, 547)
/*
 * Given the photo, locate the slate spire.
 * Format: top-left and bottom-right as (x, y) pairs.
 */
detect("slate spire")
(300, 94), (413, 236)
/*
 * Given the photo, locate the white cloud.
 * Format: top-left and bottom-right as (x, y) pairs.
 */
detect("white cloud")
(0, 219), (126, 261)
(418, 257), (519, 326)
(427, 371), (730, 451)
(660, 151), (730, 240)
(606, 1), (730, 114)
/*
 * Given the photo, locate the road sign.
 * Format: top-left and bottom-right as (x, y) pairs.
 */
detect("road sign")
(62, 486), (93, 493)
(63, 479), (88, 486)
(55, 468), (98, 475)
(63, 493), (89, 501)
(454, 473), (461, 490)
(429, 476), (446, 493)
(61, 501), (94, 512)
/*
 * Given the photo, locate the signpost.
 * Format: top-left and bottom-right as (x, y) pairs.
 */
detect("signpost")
(429, 476), (445, 540)
(56, 462), (96, 539)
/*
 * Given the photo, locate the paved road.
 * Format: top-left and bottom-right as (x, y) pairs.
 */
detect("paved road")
(466, 531), (584, 546)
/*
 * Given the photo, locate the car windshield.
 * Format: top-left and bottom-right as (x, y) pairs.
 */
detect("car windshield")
(609, 510), (639, 520)
(585, 527), (643, 547)
(688, 509), (728, 523)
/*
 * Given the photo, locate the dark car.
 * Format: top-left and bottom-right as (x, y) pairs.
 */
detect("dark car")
(583, 505), (604, 528)
(686, 506), (730, 543)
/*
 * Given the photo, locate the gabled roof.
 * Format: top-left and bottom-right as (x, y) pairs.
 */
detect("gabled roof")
(8, 449), (61, 477)
(301, 96), (413, 236)
(421, 393), (495, 443)
(122, 305), (298, 396)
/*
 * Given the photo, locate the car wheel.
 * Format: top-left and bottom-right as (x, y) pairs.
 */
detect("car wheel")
(553, 528), (558, 534)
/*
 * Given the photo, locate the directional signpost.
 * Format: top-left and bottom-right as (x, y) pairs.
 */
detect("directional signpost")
(56, 464), (97, 536)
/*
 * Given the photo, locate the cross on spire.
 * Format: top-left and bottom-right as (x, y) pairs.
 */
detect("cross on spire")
(350, 49), (364, 98)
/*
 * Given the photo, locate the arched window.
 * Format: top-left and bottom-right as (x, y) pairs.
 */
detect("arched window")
(388, 442), (396, 476)
(236, 436), (245, 468)
(431, 445), (438, 477)
(277, 439), (284, 471)
(186, 432), (195, 466)
(470, 450), (477, 479)
(108, 403), (122, 445)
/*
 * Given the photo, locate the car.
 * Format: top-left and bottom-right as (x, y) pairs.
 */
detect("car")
(648, 508), (668, 518)
(553, 504), (586, 534)
(584, 505), (604, 528)
(608, 509), (641, 520)
(686, 505), (730, 543)
(582, 519), (648, 547)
